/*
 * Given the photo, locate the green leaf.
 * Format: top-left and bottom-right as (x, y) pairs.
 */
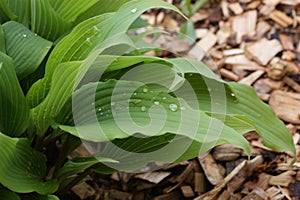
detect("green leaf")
(31, 0), (71, 41)
(50, 0), (99, 24)
(0, 0), (17, 21)
(55, 156), (118, 179)
(0, 52), (30, 136)
(73, 0), (131, 25)
(57, 80), (250, 171)
(180, 21), (196, 45)
(3, 0), (31, 27)
(0, 24), (6, 53)
(171, 58), (295, 155)
(27, 0), (184, 108)
(2, 21), (52, 80)
(0, 188), (20, 200)
(20, 193), (59, 200)
(0, 133), (58, 194)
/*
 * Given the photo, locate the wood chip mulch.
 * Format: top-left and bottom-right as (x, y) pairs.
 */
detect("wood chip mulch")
(68, 0), (300, 199)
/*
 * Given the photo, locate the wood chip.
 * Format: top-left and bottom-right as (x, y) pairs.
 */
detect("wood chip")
(195, 28), (208, 39)
(242, 187), (268, 200)
(232, 10), (257, 44)
(282, 50), (296, 61)
(279, 34), (295, 50)
(220, 68), (240, 81)
(269, 90), (300, 124)
(269, 171), (296, 187)
(225, 55), (259, 67)
(228, 2), (243, 15)
(247, 0), (261, 9)
(223, 48), (244, 56)
(190, 11), (209, 23)
(72, 182), (95, 200)
(198, 153), (224, 185)
(238, 70), (265, 85)
(221, 0), (230, 18)
(245, 173), (271, 191)
(283, 76), (300, 93)
(260, 0), (281, 15)
(196, 32), (218, 52)
(135, 172), (171, 184)
(195, 160), (247, 200)
(194, 172), (206, 194)
(153, 192), (180, 200)
(269, 10), (294, 28)
(216, 21), (231, 45)
(212, 144), (243, 161)
(245, 38), (283, 65)
(181, 186), (195, 198)
(256, 20), (271, 38)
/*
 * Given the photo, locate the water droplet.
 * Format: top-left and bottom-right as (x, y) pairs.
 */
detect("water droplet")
(154, 101), (160, 105)
(169, 104), (178, 112)
(100, 112), (104, 116)
(93, 26), (100, 31)
(86, 37), (92, 44)
(131, 8), (138, 13)
(133, 92), (137, 96)
(22, 34), (27, 38)
(141, 106), (146, 112)
(142, 88), (149, 93)
(98, 108), (102, 112)
(231, 93), (235, 97)
(180, 106), (186, 110)
(130, 99), (142, 104)
(162, 97), (167, 100)
(34, 33), (37, 36)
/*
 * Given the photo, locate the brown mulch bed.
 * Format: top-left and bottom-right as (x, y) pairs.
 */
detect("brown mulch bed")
(67, 0), (300, 199)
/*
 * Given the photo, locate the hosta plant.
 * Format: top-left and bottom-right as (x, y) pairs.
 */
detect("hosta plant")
(0, 0), (295, 199)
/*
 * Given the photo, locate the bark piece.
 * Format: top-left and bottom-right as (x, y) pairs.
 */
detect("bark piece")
(208, 7), (222, 23)
(289, 181), (300, 199)
(269, 171), (296, 187)
(135, 172), (171, 184)
(282, 50), (296, 61)
(238, 70), (265, 85)
(269, 90), (300, 124)
(108, 189), (132, 200)
(254, 78), (283, 94)
(198, 153), (224, 185)
(181, 186), (194, 198)
(221, 0), (230, 18)
(232, 10), (257, 44)
(196, 32), (218, 52)
(260, 0), (281, 16)
(245, 38), (283, 65)
(269, 10), (294, 27)
(191, 11), (209, 23)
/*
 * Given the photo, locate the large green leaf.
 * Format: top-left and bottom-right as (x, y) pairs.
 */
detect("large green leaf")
(31, 0), (71, 41)
(27, 0), (184, 108)
(0, 188), (20, 200)
(1, 0), (31, 27)
(0, 133), (58, 194)
(73, 0), (131, 25)
(0, 52), (29, 136)
(0, 0), (17, 21)
(2, 21), (52, 80)
(170, 58), (295, 155)
(49, 0), (99, 24)
(57, 80), (251, 171)
(0, 24), (5, 53)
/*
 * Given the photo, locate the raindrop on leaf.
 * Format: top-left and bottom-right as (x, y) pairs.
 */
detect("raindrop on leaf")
(169, 104), (178, 112)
